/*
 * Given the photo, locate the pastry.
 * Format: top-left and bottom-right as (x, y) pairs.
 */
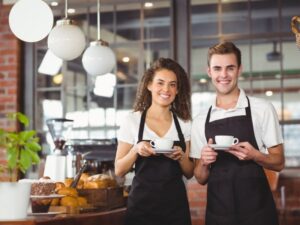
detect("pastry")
(57, 187), (78, 197)
(60, 196), (78, 207)
(30, 177), (56, 196)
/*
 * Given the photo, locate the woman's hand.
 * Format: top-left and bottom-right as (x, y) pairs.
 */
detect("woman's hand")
(164, 146), (184, 161)
(134, 141), (156, 157)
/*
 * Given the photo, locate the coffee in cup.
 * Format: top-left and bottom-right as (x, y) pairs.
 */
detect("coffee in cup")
(215, 135), (239, 146)
(150, 138), (173, 150)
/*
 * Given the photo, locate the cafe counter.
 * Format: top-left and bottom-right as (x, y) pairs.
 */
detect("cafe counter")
(0, 208), (126, 225)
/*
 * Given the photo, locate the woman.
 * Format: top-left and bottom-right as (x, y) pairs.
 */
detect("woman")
(115, 58), (193, 225)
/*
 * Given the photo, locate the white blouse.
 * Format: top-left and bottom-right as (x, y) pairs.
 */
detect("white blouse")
(118, 111), (191, 145)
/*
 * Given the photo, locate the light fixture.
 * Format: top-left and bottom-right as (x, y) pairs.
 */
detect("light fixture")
(50, 2), (59, 7)
(144, 2), (154, 8)
(265, 90), (273, 97)
(38, 50), (63, 75)
(93, 73), (116, 97)
(291, 16), (300, 49)
(266, 41), (282, 61)
(48, 0), (86, 60)
(9, 0), (53, 42)
(82, 0), (116, 76)
(53, 73), (63, 85)
(67, 8), (76, 14)
(122, 56), (130, 63)
(199, 78), (207, 84)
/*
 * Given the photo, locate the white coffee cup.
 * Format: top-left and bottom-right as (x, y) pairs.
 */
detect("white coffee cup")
(150, 138), (173, 150)
(215, 135), (239, 146)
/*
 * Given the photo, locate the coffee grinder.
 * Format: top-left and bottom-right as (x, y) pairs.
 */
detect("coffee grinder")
(43, 118), (73, 181)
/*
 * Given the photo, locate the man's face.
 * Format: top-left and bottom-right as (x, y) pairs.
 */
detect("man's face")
(207, 53), (241, 96)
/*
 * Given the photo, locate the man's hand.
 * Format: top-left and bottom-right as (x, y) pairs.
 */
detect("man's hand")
(201, 138), (218, 166)
(228, 142), (258, 161)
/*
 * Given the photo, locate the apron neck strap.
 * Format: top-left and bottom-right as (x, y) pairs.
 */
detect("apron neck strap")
(138, 110), (147, 141)
(172, 112), (185, 145)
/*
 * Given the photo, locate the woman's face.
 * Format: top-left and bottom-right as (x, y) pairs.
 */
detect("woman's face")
(147, 69), (178, 107)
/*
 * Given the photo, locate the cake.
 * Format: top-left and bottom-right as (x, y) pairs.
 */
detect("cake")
(29, 177), (57, 213)
(30, 177), (56, 196)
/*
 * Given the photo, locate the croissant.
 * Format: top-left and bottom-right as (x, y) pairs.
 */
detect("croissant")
(57, 187), (78, 197)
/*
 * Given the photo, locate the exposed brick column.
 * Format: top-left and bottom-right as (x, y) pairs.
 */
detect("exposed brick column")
(187, 178), (207, 225)
(0, 4), (21, 181)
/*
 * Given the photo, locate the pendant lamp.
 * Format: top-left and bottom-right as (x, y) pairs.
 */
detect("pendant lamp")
(47, 0), (86, 61)
(9, 0), (53, 42)
(82, 0), (116, 76)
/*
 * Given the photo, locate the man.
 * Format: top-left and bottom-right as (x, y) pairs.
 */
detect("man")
(190, 42), (284, 225)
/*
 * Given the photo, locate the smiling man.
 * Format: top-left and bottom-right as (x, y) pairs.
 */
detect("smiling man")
(190, 42), (285, 225)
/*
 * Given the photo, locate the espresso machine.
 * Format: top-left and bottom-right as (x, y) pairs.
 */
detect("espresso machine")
(65, 139), (118, 175)
(43, 118), (74, 181)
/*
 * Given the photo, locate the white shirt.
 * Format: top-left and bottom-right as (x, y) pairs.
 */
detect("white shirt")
(118, 111), (191, 144)
(190, 89), (283, 159)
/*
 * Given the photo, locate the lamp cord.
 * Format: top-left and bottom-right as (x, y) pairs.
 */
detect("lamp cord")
(97, 0), (101, 40)
(65, 0), (68, 19)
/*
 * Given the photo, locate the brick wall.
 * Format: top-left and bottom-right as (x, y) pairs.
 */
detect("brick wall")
(187, 178), (207, 225)
(0, 4), (21, 181)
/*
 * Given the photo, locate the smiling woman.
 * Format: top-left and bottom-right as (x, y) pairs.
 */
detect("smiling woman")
(115, 58), (193, 225)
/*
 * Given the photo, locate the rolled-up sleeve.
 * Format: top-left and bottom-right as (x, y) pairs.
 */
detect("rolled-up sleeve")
(190, 115), (206, 159)
(117, 114), (135, 145)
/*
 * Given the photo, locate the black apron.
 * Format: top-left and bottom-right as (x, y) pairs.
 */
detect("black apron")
(204, 97), (278, 225)
(125, 110), (192, 225)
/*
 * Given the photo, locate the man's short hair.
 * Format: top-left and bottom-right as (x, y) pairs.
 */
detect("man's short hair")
(207, 42), (242, 67)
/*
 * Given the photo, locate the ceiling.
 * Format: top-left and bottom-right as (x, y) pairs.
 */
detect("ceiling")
(2, 0), (261, 6)
(3, 0), (154, 5)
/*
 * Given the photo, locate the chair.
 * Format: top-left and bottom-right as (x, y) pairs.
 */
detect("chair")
(264, 168), (286, 225)
(264, 168), (279, 192)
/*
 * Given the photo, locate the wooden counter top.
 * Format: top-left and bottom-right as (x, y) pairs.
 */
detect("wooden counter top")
(0, 208), (126, 225)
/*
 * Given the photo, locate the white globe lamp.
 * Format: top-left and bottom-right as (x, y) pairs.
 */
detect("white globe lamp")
(82, 0), (116, 76)
(82, 40), (116, 76)
(48, 19), (86, 61)
(9, 0), (53, 42)
(47, 0), (86, 61)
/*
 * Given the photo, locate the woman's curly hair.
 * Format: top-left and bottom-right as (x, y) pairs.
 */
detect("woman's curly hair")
(133, 58), (191, 121)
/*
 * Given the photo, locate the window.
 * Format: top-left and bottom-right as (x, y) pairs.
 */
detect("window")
(25, 0), (172, 156)
(24, 0), (300, 167)
(190, 0), (300, 167)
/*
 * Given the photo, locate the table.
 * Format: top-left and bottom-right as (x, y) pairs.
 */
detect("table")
(0, 208), (126, 225)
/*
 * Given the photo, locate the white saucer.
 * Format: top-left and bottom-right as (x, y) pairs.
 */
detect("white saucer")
(209, 144), (232, 150)
(30, 194), (64, 199)
(155, 149), (174, 154)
